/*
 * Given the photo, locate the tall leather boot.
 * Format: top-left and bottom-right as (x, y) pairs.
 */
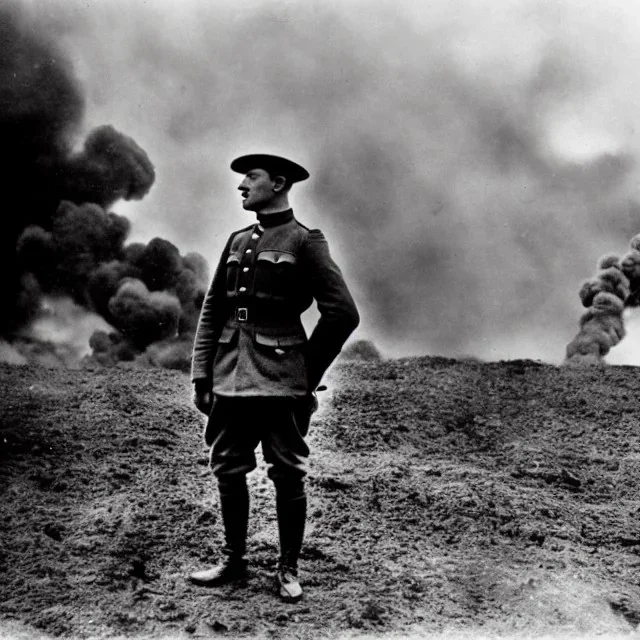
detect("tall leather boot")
(275, 490), (306, 602)
(219, 478), (250, 560)
(189, 478), (249, 587)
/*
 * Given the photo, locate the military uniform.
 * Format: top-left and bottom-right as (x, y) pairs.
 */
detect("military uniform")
(191, 204), (359, 593)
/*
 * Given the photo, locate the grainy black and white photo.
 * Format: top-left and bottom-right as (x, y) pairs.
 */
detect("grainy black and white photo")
(2, 0), (640, 638)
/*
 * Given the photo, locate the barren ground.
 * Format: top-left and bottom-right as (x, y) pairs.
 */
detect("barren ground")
(2, 357), (640, 639)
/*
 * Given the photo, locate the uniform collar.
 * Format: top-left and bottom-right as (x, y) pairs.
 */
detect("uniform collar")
(256, 208), (294, 228)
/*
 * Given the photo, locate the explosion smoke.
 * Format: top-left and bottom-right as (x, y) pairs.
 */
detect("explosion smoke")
(565, 236), (640, 365)
(1, 4), (208, 370)
(18, 0), (640, 364)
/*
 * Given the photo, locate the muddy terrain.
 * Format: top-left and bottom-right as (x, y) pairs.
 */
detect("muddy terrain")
(2, 356), (640, 639)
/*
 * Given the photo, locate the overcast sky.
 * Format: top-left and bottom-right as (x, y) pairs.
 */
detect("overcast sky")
(19, 0), (640, 364)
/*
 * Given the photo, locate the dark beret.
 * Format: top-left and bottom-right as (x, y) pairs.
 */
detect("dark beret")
(230, 154), (309, 183)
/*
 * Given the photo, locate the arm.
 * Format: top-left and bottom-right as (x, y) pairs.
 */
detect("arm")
(190, 234), (234, 389)
(301, 229), (360, 390)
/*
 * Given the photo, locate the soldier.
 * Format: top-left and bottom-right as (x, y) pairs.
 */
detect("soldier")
(189, 153), (359, 602)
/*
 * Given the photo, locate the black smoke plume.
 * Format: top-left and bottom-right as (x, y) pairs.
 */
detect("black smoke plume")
(565, 237), (640, 365)
(1, 5), (208, 370)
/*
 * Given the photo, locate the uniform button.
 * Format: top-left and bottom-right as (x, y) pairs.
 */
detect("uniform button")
(243, 267), (249, 272)
(245, 249), (252, 254)
(251, 233), (259, 240)
(239, 286), (247, 292)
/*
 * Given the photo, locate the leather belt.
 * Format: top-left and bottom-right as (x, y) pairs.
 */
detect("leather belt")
(233, 305), (299, 327)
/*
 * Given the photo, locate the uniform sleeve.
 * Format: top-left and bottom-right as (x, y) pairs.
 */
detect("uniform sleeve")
(190, 234), (234, 385)
(301, 229), (360, 390)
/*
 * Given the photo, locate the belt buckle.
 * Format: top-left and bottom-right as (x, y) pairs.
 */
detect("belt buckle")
(237, 307), (248, 322)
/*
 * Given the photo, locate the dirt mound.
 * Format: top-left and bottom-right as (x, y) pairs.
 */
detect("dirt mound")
(2, 357), (640, 639)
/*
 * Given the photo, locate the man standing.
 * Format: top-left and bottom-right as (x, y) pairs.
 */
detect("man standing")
(190, 154), (359, 602)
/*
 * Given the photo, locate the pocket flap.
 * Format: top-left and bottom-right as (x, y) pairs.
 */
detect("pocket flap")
(226, 253), (241, 264)
(218, 326), (238, 344)
(255, 332), (306, 347)
(257, 251), (296, 265)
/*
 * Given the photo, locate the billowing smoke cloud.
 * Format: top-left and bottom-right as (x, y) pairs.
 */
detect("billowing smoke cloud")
(8, 0), (640, 365)
(566, 237), (640, 364)
(31, 0), (640, 364)
(1, 3), (209, 370)
(63, 125), (157, 206)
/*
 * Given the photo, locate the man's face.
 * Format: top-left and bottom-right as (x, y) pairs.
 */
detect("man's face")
(237, 168), (277, 212)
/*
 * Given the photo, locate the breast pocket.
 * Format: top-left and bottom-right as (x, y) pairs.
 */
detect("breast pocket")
(254, 251), (297, 300)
